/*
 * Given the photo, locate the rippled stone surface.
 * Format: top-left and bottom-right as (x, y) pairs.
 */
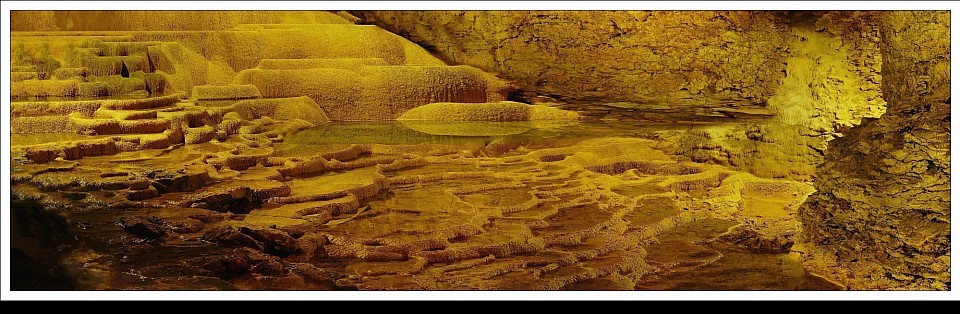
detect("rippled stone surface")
(11, 119), (840, 290)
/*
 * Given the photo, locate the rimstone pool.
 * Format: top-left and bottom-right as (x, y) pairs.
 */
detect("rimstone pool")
(7, 10), (950, 291)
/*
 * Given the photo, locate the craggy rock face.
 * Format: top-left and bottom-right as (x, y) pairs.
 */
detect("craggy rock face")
(767, 11), (886, 138)
(799, 11), (950, 290)
(355, 11), (792, 106)
(356, 11), (895, 185)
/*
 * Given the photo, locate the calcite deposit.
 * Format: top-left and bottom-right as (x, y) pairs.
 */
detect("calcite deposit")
(7, 10), (949, 292)
(354, 11), (792, 107)
(397, 101), (580, 122)
(798, 11), (951, 290)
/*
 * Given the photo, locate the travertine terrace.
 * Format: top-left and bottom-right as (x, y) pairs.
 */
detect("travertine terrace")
(7, 10), (949, 291)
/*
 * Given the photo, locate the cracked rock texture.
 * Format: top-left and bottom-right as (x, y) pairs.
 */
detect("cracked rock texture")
(799, 11), (950, 290)
(767, 11), (886, 140)
(357, 11), (892, 183)
(354, 11), (791, 106)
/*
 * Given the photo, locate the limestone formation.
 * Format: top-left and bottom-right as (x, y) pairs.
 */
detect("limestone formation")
(397, 101), (579, 122)
(766, 15), (885, 139)
(799, 11), (950, 290)
(193, 84), (263, 100)
(235, 65), (508, 120)
(354, 11), (791, 106)
(7, 10), (948, 292)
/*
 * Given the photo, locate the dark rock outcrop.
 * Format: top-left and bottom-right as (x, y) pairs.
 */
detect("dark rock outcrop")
(117, 216), (167, 240)
(202, 226), (265, 252)
(239, 227), (299, 257)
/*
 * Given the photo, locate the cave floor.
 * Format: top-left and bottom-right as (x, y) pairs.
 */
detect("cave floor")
(11, 116), (841, 290)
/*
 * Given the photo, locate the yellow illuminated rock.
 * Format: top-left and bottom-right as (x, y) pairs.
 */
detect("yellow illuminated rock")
(7, 10), (948, 292)
(398, 101), (580, 122)
(798, 11), (951, 291)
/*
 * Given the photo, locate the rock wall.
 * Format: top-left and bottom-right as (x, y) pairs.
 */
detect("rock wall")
(354, 11), (791, 106)
(799, 11), (950, 290)
(767, 11), (885, 140)
(655, 12), (887, 181)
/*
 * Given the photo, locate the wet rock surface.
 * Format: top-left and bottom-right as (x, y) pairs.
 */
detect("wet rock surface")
(11, 117), (839, 290)
(117, 216), (167, 240)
